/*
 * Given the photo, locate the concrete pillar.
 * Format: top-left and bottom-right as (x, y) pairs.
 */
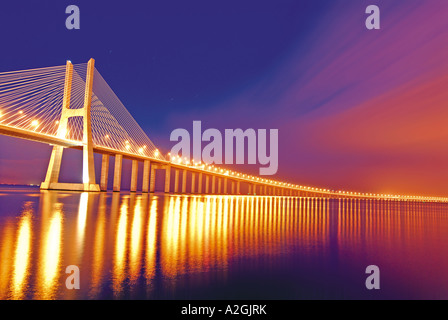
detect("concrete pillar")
(174, 169), (179, 193)
(253, 184), (257, 195)
(182, 169), (187, 193)
(248, 184), (252, 195)
(198, 172), (203, 194)
(212, 176), (216, 193)
(205, 175), (210, 194)
(130, 160), (138, 192)
(41, 146), (64, 190)
(41, 59), (99, 192)
(142, 160), (150, 193)
(150, 164), (156, 192)
(264, 185), (267, 195)
(82, 58), (98, 190)
(164, 165), (171, 193)
(100, 154), (109, 191)
(237, 181), (240, 194)
(41, 61), (73, 191)
(231, 181), (235, 194)
(113, 154), (122, 192)
(217, 178), (222, 194)
(191, 172), (196, 193)
(223, 178), (227, 194)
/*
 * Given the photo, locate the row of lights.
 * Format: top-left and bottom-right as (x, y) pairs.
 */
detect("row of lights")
(3, 113), (448, 202)
(165, 153), (448, 202)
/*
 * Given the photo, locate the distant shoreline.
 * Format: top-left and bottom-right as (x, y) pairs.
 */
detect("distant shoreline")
(0, 184), (40, 187)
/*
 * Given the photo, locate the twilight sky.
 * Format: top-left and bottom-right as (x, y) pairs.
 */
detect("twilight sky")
(1, 0), (448, 196)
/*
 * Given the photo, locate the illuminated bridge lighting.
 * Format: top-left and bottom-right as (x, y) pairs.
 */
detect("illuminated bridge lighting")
(0, 61), (446, 202)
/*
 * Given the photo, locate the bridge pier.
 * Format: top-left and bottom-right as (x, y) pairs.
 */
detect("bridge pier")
(191, 172), (196, 193)
(41, 59), (100, 192)
(113, 154), (123, 192)
(237, 181), (240, 194)
(212, 176), (216, 194)
(205, 175), (210, 194)
(164, 165), (171, 193)
(100, 154), (109, 191)
(223, 178), (227, 194)
(142, 160), (150, 193)
(149, 164), (156, 192)
(130, 160), (138, 192)
(231, 181), (235, 194)
(40, 146), (64, 190)
(217, 178), (222, 194)
(198, 172), (203, 193)
(174, 169), (179, 193)
(182, 169), (187, 193)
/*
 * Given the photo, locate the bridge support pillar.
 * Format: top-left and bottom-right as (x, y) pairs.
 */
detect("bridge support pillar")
(100, 154), (109, 191)
(217, 178), (222, 194)
(182, 169), (187, 193)
(191, 172), (196, 193)
(149, 165), (157, 193)
(205, 175), (210, 194)
(223, 178), (227, 194)
(212, 176), (216, 194)
(40, 146), (64, 190)
(164, 165), (171, 193)
(130, 160), (138, 192)
(248, 184), (252, 195)
(113, 154), (122, 192)
(174, 169), (179, 193)
(237, 181), (240, 194)
(231, 181), (235, 194)
(41, 59), (99, 192)
(142, 160), (150, 193)
(198, 172), (203, 193)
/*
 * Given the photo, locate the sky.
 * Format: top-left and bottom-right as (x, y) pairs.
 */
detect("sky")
(1, 0), (448, 196)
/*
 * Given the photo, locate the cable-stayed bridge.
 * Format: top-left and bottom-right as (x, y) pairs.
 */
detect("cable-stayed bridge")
(0, 59), (446, 202)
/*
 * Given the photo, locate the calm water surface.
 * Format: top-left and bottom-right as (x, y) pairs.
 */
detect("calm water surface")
(1, 186), (448, 300)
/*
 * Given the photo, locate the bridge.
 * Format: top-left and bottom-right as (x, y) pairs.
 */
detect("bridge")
(0, 59), (446, 202)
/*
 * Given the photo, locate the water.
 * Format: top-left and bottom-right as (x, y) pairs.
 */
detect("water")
(1, 186), (448, 300)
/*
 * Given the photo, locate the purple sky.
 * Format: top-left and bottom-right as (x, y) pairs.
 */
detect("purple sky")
(1, 1), (448, 195)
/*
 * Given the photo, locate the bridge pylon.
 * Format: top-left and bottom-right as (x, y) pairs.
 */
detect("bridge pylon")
(40, 59), (100, 192)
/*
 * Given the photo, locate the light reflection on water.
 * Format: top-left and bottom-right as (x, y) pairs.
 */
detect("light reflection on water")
(1, 187), (448, 299)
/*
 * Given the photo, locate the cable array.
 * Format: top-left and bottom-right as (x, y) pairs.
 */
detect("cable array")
(0, 63), (164, 160)
(0, 64), (65, 135)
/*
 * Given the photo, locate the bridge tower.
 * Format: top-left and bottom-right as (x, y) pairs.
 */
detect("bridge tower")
(41, 59), (100, 192)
